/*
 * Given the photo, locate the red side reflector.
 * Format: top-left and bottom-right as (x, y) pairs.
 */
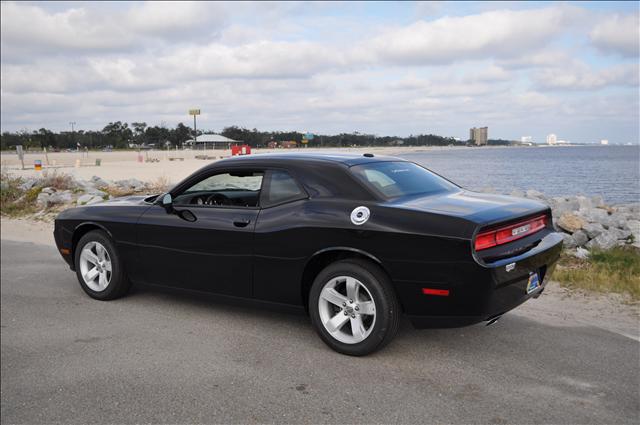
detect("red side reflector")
(60, 248), (70, 255)
(422, 288), (450, 296)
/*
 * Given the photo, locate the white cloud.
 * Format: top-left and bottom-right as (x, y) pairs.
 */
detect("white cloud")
(534, 63), (639, 90)
(590, 13), (640, 57)
(366, 6), (578, 65)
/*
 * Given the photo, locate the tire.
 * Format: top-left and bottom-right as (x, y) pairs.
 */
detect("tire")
(309, 259), (400, 356)
(74, 230), (131, 300)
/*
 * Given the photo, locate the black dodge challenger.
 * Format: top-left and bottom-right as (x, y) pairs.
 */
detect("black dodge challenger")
(54, 153), (563, 355)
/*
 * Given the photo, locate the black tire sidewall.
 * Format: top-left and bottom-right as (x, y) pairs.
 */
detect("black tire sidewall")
(309, 259), (399, 356)
(74, 230), (127, 300)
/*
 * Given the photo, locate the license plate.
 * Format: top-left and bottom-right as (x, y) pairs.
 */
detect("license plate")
(526, 272), (540, 294)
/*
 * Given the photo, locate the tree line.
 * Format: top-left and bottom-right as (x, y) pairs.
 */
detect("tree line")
(0, 122), (514, 150)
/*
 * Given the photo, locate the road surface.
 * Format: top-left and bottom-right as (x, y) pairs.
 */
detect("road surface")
(1, 240), (638, 424)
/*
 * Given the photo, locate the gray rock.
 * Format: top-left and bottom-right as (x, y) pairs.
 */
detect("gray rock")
(572, 230), (589, 247)
(19, 177), (38, 191)
(116, 178), (145, 190)
(47, 190), (73, 205)
(551, 197), (580, 215)
(582, 222), (605, 239)
(585, 231), (619, 250)
(90, 175), (110, 188)
(591, 196), (605, 208)
(562, 233), (577, 249)
(575, 196), (592, 211)
(36, 192), (50, 208)
(77, 194), (104, 206)
(627, 220), (640, 244)
(579, 207), (609, 224)
(526, 189), (545, 199)
(509, 189), (525, 198)
(41, 187), (56, 195)
(608, 227), (632, 241)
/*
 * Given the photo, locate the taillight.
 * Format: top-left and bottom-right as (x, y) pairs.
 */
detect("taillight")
(474, 215), (548, 251)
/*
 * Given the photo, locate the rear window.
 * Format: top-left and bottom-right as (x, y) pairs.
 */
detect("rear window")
(350, 161), (458, 199)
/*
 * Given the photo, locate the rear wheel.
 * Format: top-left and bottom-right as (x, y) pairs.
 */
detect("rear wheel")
(74, 230), (131, 300)
(309, 259), (400, 356)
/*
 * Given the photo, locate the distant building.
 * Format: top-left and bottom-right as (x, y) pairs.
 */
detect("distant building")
(469, 127), (488, 146)
(184, 134), (238, 150)
(600, 139), (609, 145)
(546, 134), (557, 145)
(521, 136), (532, 144)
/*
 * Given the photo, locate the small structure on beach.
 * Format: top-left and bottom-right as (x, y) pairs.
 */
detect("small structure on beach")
(185, 134), (238, 150)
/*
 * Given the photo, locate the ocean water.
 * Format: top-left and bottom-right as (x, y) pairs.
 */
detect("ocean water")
(399, 145), (640, 205)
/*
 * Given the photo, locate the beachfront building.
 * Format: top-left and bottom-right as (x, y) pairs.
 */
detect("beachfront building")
(184, 134), (238, 150)
(469, 127), (488, 146)
(546, 134), (557, 145)
(600, 139), (609, 145)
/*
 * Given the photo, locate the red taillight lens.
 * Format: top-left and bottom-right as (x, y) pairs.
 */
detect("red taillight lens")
(475, 215), (548, 251)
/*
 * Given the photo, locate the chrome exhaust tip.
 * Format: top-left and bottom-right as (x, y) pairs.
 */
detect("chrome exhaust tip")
(486, 315), (502, 326)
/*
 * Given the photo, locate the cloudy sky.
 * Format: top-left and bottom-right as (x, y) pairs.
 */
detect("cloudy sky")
(1, 1), (638, 143)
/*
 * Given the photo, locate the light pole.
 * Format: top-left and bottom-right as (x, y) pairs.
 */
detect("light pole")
(188, 109), (201, 149)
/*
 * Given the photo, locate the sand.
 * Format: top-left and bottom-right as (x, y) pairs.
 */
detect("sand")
(0, 146), (439, 184)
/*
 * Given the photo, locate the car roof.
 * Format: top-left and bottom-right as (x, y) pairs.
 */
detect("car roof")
(212, 151), (404, 167)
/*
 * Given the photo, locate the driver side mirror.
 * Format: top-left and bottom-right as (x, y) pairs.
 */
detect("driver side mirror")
(161, 193), (174, 214)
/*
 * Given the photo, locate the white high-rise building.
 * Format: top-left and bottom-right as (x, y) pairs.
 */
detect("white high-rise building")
(600, 139), (609, 145)
(521, 136), (532, 144)
(546, 134), (557, 145)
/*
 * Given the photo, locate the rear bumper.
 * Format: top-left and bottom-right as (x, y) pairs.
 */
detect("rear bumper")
(401, 231), (563, 328)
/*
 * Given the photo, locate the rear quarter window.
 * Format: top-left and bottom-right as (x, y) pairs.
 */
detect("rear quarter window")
(350, 161), (458, 199)
(262, 170), (306, 207)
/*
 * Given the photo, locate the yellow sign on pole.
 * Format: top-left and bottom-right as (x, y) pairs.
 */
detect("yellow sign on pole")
(189, 109), (201, 116)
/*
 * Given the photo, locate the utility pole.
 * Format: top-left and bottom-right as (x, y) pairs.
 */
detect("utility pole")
(70, 121), (77, 151)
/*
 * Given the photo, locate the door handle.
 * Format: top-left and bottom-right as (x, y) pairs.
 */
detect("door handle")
(233, 218), (251, 228)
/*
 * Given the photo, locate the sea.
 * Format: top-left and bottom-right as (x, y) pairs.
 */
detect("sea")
(399, 145), (640, 206)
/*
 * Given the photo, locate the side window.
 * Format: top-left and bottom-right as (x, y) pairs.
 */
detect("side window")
(174, 171), (263, 207)
(262, 170), (306, 207)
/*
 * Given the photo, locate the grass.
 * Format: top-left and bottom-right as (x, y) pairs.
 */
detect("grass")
(0, 172), (42, 216)
(555, 246), (640, 301)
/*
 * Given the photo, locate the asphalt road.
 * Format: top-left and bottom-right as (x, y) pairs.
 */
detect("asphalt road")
(1, 240), (638, 424)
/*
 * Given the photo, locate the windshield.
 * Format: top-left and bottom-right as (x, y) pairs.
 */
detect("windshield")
(350, 161), (458, 200)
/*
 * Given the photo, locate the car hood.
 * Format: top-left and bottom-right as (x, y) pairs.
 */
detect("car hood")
(390, 190), (549, 225)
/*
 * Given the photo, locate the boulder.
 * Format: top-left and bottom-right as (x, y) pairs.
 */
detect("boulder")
(572, 230), (589, 247)
(582, 222), (605, 239)
(562, 233), (577, 249)
(627, 220), (640, 243)
(510, 189), (525, 198)
(557, 213), (585, 233)
(41, 187), (56, 195)
(591, 196), (605, 208)
(90, 175), (110, 188)
(607, 227), (632, 241)
(116, 178), (145, 190)
(575, 196), (592, 211)
(19, 177), (38, 191)
(579, 207), (609, 224)
(77, 194), (104, 206)
(551, 197), (580, 216)
(47, 190), (73, 205)
(36, 192), (50, 208)
(585, 231), (619, 250)
(526, 189), (545, 199)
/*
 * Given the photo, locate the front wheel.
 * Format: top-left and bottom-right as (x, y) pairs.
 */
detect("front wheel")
(309, 259), (400, 356)
(74, 230), (131, 300)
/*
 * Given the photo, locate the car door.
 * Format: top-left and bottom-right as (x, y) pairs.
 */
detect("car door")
(135, 169), (263, 297)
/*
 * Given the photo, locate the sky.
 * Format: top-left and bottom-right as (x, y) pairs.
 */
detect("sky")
(1, 1), (639, 143)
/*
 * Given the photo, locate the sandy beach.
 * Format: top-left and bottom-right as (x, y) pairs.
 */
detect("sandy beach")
(1, 145), (492, 184)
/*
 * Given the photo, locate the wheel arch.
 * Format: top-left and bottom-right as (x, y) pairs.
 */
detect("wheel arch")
(300, 247), (395, 312)
(71, 222), (114, 267)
